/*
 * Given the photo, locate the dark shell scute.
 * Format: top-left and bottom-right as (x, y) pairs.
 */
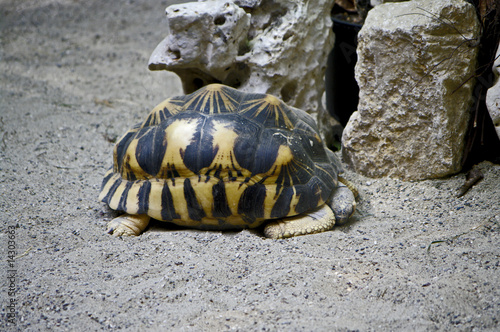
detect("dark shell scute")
(183, 178), (206, 221)
(237, 183), (266, 222)
(137, 180), (152, 214)
(270, 186), (294, 218)
(212, 180), (232, 218)
(161, 182), (180, 221)
(135, 126), (168, 177)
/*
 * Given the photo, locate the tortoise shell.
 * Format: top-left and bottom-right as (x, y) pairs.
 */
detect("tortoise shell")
(99, 84), (342, 230)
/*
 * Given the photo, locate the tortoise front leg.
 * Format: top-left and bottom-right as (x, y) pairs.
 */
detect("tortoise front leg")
(107, 214), (150, 236)
(263, 205), (336, 239)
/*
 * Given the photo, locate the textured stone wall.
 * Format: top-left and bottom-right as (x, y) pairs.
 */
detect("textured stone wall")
(148, 0), (335, 121)
(486, 45), (500, 140)
(342, 0), (481, 180)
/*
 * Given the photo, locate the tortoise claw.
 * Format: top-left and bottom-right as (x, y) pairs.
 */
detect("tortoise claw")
(107, 214), (150, 237)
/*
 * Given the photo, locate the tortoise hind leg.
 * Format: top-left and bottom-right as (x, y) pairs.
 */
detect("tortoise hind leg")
(107, 214), (150, 236)
(264, 205), (336, 239)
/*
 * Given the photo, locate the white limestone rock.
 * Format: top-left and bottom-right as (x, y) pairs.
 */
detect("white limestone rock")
(486, 45), (500, 140)
(342, 0), (481, 180)
(148, 0), (251, 92)
(149, 0), (335, 120)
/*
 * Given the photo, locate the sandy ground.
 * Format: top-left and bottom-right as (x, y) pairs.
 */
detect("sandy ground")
(1, 0), (499, 330)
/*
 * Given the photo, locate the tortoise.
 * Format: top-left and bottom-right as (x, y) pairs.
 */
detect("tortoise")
(99, 84), (356, 239)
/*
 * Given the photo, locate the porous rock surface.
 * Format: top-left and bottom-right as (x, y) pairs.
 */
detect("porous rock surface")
(486, 45), (500, 140)
(342, 0), (481, 180)
(148, 0), (335, 121)
(369, 0), (406, 6)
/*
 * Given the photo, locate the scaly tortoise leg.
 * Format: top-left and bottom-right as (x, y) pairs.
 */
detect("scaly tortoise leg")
(264, 177), (357, 238)
(107, 214), (150, 237)
(264, 204), (336, 239)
